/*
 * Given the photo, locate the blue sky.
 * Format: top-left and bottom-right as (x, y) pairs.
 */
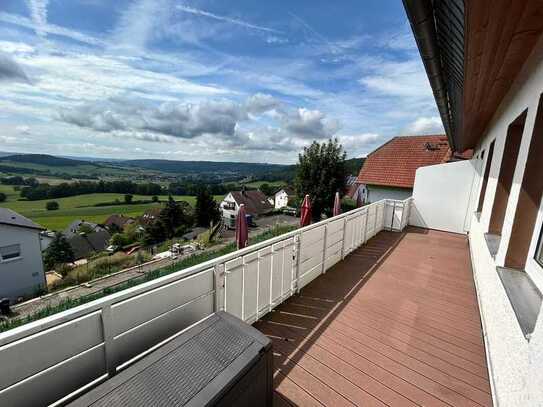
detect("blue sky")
(0, 0), (443, 164)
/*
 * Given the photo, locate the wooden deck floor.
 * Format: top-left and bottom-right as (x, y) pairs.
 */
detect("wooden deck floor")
(254, 228), (492, 407)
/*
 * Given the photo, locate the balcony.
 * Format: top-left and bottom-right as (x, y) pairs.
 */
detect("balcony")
(0, 198), (492, 406)
(258, 228), (492, 407)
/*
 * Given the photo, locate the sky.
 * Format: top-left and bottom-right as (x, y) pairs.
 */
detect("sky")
(0, 0), (443, 164)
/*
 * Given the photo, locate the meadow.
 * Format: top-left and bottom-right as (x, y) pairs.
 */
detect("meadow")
(0, 185), (224, 231)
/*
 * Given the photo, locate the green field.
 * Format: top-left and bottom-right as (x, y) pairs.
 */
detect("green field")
(243, 180), (286, 188)
(0, 185), (224, 231)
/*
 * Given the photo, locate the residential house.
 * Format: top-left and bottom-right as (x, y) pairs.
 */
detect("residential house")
(67, 230), (112, 260)
(103, 214), (134, 231)
(0, 208), (46, 303)
(220, 189), (273, 221)
(63, 219), (106, 238)
(271, 187), (295, 209)
(356, 135), (452, 203)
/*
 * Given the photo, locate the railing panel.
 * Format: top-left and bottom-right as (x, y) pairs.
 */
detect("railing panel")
(224, 257), (244, 319)
(271, 241), (285, 306)
(281, 238), (296, 299)
(257, 247), (272, 316)
(111, 269), (213, 336)
(0, 311), (103, 391)
(242, 252), (259, 323)
(0, 344), (106, 407)
(113, 293), (213, 367)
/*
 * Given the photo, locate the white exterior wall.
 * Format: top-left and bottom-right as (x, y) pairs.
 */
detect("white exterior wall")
(366, 185), (412, 204)
(0, 224), (45, 302)
(220, 193), (238, 219)
(274, 190), (289, 209)
(464, 35), (543, 406)
(410, 161), (477, 234)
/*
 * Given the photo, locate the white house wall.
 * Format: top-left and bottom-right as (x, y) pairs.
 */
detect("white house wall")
(0, 224), (45, 302)
(410, 161), (477, 234)
(366, 185), (412, 204)
(466, 34), (543, 406)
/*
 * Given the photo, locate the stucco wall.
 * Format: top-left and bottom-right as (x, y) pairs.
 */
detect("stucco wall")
(0, 224), (45, 302)
(466, 34), (543, 406)
(410, 161), (477, 234)
(274, 190), (289, 209)
(366, 185), (412, 204)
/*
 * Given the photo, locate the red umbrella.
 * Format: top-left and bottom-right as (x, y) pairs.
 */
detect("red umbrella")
(300, 194), (312, 227)
(235, 204), (249, 249)
(356, 186), (364, 207)
(333, 191), (341, 216)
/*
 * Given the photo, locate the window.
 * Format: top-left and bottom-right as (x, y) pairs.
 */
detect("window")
(477, 140), (495, 214)
(536, 227), (543, 267)
(0, 244), (21, 261)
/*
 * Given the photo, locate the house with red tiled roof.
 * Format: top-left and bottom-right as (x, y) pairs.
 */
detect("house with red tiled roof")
(356, 135), (451, 204)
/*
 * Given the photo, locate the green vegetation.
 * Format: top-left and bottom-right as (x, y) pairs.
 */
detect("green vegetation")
(0, 185), (222, 230)
(0, 224), (297, 333)
(195, 188), (221, 227)
(0, 192), (5, 202)
(295, 138), (347, 220)
(46, 201), (59, 210)
(43, 233), (74, 271)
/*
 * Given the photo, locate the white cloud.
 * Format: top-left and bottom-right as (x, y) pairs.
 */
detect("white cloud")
(360, 59), (432, 98)
(405, 116), (444, 134)
(0, 53), (29, 82)
(177, 5), (283, 34)
(25, 0), (49, 37)
(337, 133), (383, 157)
(0, 12), (105, 46)
(283, 108), (340, 139)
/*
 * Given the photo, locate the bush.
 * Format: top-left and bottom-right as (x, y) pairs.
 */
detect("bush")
(46, 201), (59, 210)
(0, 192), (6, 202)
(152, 195), (159, 202)
(124, 194), (133, 204)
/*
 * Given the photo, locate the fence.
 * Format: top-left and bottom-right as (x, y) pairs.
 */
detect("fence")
(0, 198), (412, 406)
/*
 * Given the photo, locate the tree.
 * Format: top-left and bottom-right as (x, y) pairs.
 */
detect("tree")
(0, 192), (6, 202)
(295, 138), (347, 221)
(143, 220), (168, 245)
(110, 233), (128, 247)
(46, 201), (59, 210)
(43, 233), (75, 270)
(124, 194), (133, 204)
(195, 188), (221, 227)
(152, 195), (159, 202)
(259, 183), (274, 196)
(159, 195), (186, 238)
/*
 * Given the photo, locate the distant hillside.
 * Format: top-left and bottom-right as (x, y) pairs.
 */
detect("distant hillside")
(0, 154), (91, 167)
(125, 159), (295, 180)
(345, 157), (365, 176)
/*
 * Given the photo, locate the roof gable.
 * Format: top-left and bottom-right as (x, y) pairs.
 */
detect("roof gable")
(0, 208), (44, 231)
(230, 190), (273, 215)
(357, 135), (450, 188)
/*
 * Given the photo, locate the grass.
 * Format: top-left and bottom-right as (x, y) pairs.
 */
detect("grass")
(0, 224), (297, 333)
(0, 185), (223, 230)
(243, 180), (286, 188)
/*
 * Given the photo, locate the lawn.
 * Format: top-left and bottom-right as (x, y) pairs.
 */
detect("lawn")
(243, 180), (287, 188)
(0, 185), (224, 231)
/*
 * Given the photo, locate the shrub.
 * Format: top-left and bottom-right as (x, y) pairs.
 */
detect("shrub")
(0, 192), (6, 202)
(46, 201), (59, 210)
(152, 195), (159, 202)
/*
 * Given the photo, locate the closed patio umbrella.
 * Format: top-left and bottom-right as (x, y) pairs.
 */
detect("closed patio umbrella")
(356, 187), (364, 207)
(333, 191), (341, 216)
(300, 194), (312, 227)
(235, 204), (249, 249)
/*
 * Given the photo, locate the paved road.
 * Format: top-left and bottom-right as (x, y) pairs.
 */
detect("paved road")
(11, 214), (299, 320)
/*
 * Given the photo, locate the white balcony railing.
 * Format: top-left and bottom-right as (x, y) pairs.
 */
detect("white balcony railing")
(0, 198), (412, 406)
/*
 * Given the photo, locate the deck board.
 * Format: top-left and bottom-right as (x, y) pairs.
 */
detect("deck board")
(254, 228), (493, 407)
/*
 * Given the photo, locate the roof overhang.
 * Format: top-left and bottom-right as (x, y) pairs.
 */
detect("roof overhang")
(403, 0), (543, 152)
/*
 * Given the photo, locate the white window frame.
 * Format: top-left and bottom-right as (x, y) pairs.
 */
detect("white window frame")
(0, 244), (22, 262)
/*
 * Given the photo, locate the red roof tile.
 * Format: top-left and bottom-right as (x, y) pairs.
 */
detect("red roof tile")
(357, 135), (449, 188)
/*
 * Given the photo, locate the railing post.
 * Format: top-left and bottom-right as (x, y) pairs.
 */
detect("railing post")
(101, 304), (117, 378)
(363, 208), (369, 244)
(294, 233), (301, 294)
(321, 222), (328, 274)
(340, 216), (348, 260)
(213, 263), (225, 312)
